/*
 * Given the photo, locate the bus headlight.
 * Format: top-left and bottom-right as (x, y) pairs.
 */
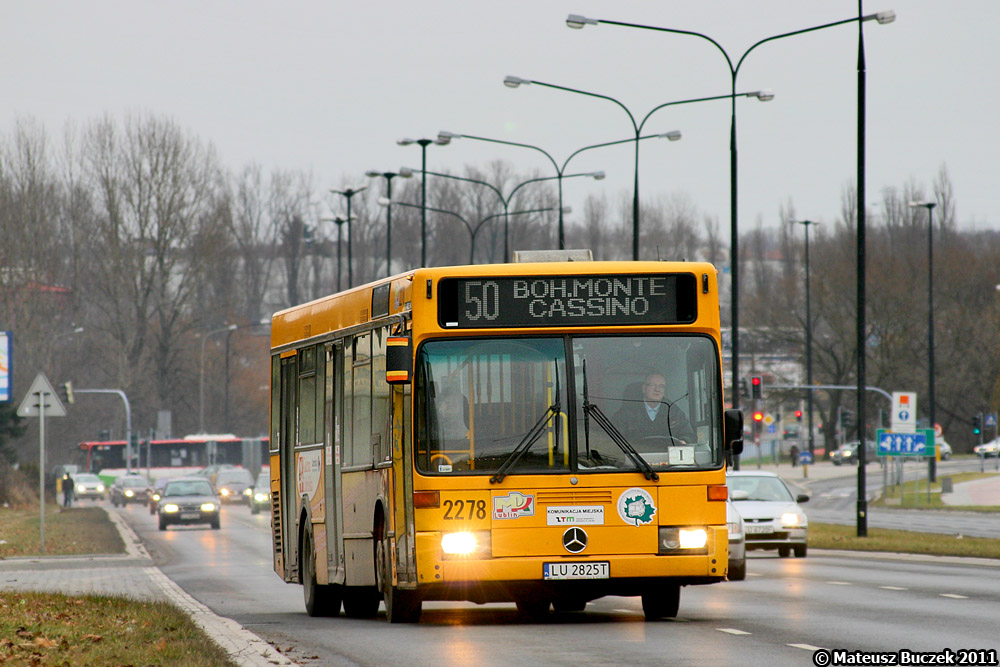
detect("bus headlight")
(658, 527), (709, 554)
(163, 504), (180, 513)
(440, 531), (491, 558)
(781, 512), (806, 528)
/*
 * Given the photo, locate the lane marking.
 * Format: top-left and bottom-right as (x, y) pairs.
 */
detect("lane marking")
(940, 593), (968, 599)
(879, 586), (907, 590)
(826, 581), (851, 585)
(717, 628), (751, 635)
(790, 644), (827, 651)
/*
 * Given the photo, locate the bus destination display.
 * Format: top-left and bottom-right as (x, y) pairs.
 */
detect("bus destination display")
(438, 274), (696, 328)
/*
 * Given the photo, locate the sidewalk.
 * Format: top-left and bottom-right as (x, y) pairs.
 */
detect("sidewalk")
(0, 508), (294, 667)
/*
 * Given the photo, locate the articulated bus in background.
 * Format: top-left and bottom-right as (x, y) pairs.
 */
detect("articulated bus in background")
(269, 254), (744, 623)
(78, 434), (268, 485)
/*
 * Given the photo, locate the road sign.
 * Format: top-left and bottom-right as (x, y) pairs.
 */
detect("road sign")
(876, 428), (934, 457)
(890, 392), (917, 434)
(17, 373), (67, 418)
(933, 423), (943, 437)
(0, 331), (10, 403)
(986, 414), (997, 428)
(798, 451), (814, 465)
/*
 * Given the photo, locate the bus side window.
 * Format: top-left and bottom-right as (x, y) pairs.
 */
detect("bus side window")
(372, 328), (391, 462)
(352, 334), (373, 466)
(342, 339), (353, 467)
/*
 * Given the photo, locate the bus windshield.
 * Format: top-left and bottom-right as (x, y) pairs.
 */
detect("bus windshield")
(415, 334), (723, 477)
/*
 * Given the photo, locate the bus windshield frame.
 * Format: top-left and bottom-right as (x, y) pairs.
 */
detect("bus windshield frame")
(414, 333), (724, 478)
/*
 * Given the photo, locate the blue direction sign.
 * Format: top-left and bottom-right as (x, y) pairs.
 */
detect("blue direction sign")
(798, 451), (814, 465)
(876, 429), (935, 457)
(986, 414), (997, 428)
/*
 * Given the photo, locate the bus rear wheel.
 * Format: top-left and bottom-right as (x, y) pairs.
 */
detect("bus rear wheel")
(301, 528), (342, 617)
(641, 584), (681, 620)
(376, 534), (421, 623)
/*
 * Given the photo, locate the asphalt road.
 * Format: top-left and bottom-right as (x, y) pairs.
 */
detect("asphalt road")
(112, 494), (1000, 667)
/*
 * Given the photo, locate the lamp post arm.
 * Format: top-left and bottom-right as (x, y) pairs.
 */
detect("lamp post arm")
(594, 19), (734, 74)
(528, 80), (638, 136)
(734, 17), (859, 76)
(637, 92), (750, 134)
(450, 133), (560, 176)
(420, 169), (505, 207)
(560, 135), (662, 173)
(75, 389), (132, 473)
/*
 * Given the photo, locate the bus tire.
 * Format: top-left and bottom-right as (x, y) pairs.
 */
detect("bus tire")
(377, 534), (421, 623)
(301, 527), (342, 617)
(641, 584), (680, 620)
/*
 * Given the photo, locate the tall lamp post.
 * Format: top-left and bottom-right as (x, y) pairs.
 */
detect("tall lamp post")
(566, 10), (895, 429)
(199, 324), (236, 434)
(439, 130), (679, 252)
(365, 170), (412, 277)
(910, 200), (937, 482)
(320, 216), (353, 292)
(397, 136), (450, 267)
(381, 199), (567, 264)
(504, 76), (771, 260)
(791, 219), (820, 459)
(408, 167), (604, 261)
(330, 186), (367, 288)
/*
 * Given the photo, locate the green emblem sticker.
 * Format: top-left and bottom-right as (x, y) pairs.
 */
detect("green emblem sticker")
(617, 487), (657, 526)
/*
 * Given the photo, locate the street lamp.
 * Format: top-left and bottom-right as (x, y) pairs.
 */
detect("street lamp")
(381, 198), (568, 264)
(365, 170), (412, 277)
(565, 9), (895, 429)
(440, 129), (676, 252)
(319, 216), (354, 292)
(329, 186), (368, 288)
(910, 200), (937, 483)
(397, 136), (451, 267)
(199, 324), (236, 434)
(790, 219), (820, 460)
(406, 167), (604, 261)
(504, 76), (771, 261)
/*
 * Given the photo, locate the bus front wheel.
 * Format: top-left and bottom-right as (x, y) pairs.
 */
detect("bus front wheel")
(301, 528), (342, 617)
(641, 584), (680, 620)
(376, 533), (421, 623)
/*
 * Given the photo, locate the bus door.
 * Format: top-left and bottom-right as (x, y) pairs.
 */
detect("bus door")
(278, 353), (298, 580)
(324, 342), (345, 585)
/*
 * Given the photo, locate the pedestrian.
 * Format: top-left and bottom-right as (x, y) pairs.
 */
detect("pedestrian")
(62, 472), (74, 507)
(789, 444), (800, 468)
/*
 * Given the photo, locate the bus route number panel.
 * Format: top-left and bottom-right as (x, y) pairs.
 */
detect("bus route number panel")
(438, 274), (697, 328)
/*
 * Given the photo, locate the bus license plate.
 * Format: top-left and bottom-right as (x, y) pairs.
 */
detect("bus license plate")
(543, 561), (610, 580)
(745, 525), (773, 535)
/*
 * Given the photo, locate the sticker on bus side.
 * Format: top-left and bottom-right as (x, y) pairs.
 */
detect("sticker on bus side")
(617, 488), (657, 526)
(493, 491), (534, 519)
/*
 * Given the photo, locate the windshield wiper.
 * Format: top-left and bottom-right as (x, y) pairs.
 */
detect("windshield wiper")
(490, 360), (561, 484)
(581, 399), (659, 482)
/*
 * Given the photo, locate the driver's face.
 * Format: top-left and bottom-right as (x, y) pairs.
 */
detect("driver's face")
(643, 375), (666, 404)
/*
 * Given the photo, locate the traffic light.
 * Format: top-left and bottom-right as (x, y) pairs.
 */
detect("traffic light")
(739, 378), (749, 399)
(972, 414), (982, 435)
(795, 409), (803, 422)
(750, 376), (762, 400)
(59, 381), (74, 405)
(752, 411), (764, 423)
(842, 409), (855, 429)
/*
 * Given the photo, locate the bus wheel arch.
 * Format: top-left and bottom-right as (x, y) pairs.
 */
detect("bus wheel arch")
(374, 502), (421, 623)
(299, 509), (342, 617)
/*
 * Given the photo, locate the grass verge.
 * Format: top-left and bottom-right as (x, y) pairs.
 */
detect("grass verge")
(811, 521), (1000, 559)
(0, 502), (124, 559)
(875, 471), (1000, 511)
(0, 591), (236, 666)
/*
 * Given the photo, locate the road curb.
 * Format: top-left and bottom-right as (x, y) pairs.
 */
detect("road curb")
(109, 508), (297, 666)
(809, 548), (1000, 568)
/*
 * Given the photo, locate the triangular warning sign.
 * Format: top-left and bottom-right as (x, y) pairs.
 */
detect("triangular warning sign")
(17, 372), (67, 418)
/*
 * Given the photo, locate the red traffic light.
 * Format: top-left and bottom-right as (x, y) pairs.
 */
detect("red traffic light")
(751, 377), (761, 387)
(795, 409), (803, 419)
(752, 411), (764, 422)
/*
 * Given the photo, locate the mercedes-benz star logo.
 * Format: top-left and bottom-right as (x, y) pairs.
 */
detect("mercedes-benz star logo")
(562, 527), (588, 554)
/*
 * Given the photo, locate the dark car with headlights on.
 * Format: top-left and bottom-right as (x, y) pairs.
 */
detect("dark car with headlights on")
(727, 471), (809, 558)
(110, 474), (151, 507)
(157, 477), (221, 531)
(215, 468), (254, 505)
(249, 474), (271, 515)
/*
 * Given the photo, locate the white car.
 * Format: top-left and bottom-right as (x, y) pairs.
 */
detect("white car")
(727, 491), (747, 580)
(727, 471), (809, 558)
(974, 439), (999, 457)
(934, 439), (953, 460)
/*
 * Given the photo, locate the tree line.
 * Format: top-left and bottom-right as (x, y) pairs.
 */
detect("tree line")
(0, 112), (997, 470)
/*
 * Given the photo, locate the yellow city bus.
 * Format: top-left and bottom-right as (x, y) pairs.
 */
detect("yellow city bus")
(268, 256), (744, 623)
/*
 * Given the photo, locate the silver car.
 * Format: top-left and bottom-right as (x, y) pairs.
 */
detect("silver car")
(727, 471), (809, 558)
(727, 491), (747, 580)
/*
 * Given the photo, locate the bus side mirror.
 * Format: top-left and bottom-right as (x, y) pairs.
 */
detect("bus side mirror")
(724, 409), (744, 456)
(386, 336), (412, 384)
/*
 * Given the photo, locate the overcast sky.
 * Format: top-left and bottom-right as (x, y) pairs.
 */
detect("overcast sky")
(5, 1), (998, 239)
